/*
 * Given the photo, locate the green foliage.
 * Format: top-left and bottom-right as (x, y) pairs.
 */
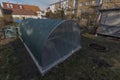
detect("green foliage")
(54, 9), (66, 19)
(46, 10), (54, 19)
(10, 22), (19, 26)
(81, 12), (90, 19)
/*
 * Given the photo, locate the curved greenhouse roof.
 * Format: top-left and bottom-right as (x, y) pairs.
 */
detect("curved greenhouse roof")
(19, 19), (81, 75)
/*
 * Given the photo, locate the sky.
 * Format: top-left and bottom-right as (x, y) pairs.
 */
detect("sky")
(0, 0), (59, 10)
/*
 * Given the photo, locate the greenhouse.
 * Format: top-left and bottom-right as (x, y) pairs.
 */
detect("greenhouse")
(19, 19), (81, 74)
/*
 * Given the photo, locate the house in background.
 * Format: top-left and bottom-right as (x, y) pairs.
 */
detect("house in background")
(2, 8), (13, 23)
(49, 0), (75, 15)
(49, 1), (61, 13)
(0, 6), (2, 17)
(0, 5), (3, 17)
(49, 3), (56, 13)
(49, 0), (100, 18)
(1, 2), (41, 22)
(77, 0), (100, 16)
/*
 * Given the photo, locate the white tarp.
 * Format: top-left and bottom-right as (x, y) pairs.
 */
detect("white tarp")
(97, 9), (120, 38)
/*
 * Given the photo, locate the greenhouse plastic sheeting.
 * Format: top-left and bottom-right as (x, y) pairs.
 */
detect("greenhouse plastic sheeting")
(19, 19), (81, 74)
(97, 9), (120, 38)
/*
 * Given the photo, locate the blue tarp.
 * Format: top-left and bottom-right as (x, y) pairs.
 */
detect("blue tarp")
(15, 20), (22, 23)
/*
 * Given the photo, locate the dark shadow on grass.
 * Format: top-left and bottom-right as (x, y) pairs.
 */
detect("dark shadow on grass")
(0, 38), (41, 80)
(0, 35), (120, 80)
(11, 38), (41, 79)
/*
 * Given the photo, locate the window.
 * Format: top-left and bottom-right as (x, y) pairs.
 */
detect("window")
(86, 2), (90, 5)
(86, 8), (89, 12)
(80, 9), (82, 12)
(7, 4), (10, 8)
(10, 4), (13, 8)
(92, 1), (95, 4)
(19, 5), (23, 9)
(106, 0), (111, 2)
(80, 2), (83, 6)
(79, 9), (82, 13)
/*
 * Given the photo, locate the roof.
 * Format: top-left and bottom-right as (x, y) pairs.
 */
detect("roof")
(12, 9), (36, 15)
(23, 5), (40, 13)
(2, 2), (40, 15)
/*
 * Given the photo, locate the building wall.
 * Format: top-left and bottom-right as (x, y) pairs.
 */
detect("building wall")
(55, 2), (61, 10)
(0, 9), (3, 17)
(49, 0), (98, 18)
(77, 0), (97, 17)
(67, 0), (75, 14)
(102, 0), (120, 9)
(12, 15), (39, 21)
(50, 0), (75, 15)
(2, 2), (41, 20)
(0, 5), (3, 17)
(50, 4), (56, 13)
(0, 8), (4, 29)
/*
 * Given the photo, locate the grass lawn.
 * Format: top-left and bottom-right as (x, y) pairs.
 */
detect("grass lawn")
(0, 33), (120, 80)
